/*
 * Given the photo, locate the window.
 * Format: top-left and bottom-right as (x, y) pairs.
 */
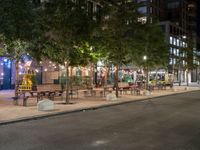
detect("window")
(170, 36), (173, 44)
(173, 59), (176, 65)
(173, 48), (177, 55)
(138, 6), (147, 14)
(177, 49), (179, 56)
(183, 42), (186, 48)
(173, 37), (176, 45)
(169, 58), (173, 65)
(137, 17), (147, 24)
(176, 39), (180, 46)
(170, 47), (173, 54)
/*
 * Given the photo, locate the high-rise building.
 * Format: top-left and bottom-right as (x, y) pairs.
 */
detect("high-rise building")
(137, 0), (200, 83)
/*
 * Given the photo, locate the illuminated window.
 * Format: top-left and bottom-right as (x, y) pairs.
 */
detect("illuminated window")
(170, 36), (173, 44)
(173, 38), (176, 45)
(169, 58), (173, 65)
(170, 47), (173, 54)
(138, 17), (147, 24)
(177, 39), (180, 46)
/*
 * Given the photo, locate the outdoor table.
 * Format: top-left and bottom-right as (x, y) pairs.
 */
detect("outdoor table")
(92, 88), (104, 97)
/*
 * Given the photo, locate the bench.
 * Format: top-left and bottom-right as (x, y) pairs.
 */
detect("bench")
(17, 84), (64, 106)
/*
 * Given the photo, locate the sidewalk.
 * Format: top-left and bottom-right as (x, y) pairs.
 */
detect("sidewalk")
(0, 85), (200, 125)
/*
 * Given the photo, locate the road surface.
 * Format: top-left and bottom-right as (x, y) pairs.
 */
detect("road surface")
(1, 91), (200, 150)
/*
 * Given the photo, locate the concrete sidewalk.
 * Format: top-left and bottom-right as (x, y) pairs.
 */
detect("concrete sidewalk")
(0, 85), (200, 125)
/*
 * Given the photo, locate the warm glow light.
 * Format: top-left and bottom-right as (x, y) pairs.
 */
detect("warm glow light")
(44, 68), (48, 72)
(143, 55), (147, 60)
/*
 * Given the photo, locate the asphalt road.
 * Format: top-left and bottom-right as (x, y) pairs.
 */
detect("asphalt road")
(1, 91), (200, 150)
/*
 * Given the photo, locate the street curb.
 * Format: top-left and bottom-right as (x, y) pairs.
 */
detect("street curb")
(0, 89), (200, 126)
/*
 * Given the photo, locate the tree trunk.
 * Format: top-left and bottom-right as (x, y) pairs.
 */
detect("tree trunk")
(186, 69), (189, 86)
(89, 62), (94, 87)
(15, 61), (19, 98)
(70, 66), (73, 92)
(178, 64), (181, 86)
(146, 66), (149, 90)
(115, 64), (119, 98)
(65, 62), (70, 104)
(104, 66), (108, 87)
(155, 69), (158, 85)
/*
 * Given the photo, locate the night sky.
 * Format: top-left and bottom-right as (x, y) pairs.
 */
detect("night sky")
(197, 0), (200, 37)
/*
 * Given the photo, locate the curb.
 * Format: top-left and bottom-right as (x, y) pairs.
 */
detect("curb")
(0, 89), (200, 126)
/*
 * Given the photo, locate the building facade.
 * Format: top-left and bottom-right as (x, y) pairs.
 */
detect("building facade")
(137, 0), (200, 83)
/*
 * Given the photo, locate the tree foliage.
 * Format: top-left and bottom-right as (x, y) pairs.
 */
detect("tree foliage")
(133, 22), (169, 69)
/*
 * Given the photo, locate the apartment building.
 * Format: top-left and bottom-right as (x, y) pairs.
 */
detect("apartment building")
(137, 0), (200, 83)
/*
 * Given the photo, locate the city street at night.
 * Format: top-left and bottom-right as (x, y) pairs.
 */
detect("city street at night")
(1, 91), (200, 150)
(0, 0), (200, 149)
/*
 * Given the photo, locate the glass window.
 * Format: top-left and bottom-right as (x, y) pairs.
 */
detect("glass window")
(180, 41), (183, 47)
(173, 48), (177, 55)
(183, 42), (186, 48)
(170, 47), (173, 54)
(173, 38), (176, 45)
(177, 49), (179, 56)
(138, 6), (147, 14)
(170, 36), (173, 44)
(169, 58), (173, 65)
(173, 59), (176, 65)
(176, 39), (179, 46)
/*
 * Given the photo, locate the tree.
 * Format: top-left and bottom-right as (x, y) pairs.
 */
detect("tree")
(98, 1), (141, 97)
(183, 38), (196, 86)
(133, 22), (169, 88)
(42, 0), (98, 103)
(0, 0), (37, 97)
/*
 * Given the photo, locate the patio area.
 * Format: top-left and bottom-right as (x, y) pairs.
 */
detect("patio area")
(0, 85), (200, 124)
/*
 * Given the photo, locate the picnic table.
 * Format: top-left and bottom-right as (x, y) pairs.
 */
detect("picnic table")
(15, 84), (64, 106)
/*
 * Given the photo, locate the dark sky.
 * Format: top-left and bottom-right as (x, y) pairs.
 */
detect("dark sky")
(197, 0), (200, 36)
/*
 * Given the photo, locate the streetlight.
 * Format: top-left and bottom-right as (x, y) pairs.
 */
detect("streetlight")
(143, 55), (147, 61)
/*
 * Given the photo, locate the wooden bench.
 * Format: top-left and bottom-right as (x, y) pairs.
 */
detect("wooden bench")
(17, 84), (64, 106)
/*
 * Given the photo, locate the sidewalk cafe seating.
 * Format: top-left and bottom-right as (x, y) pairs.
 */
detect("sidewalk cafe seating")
(17, 84), (64, 106)
(118, 82), (142, 95)
(81, 85), (104, 97)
